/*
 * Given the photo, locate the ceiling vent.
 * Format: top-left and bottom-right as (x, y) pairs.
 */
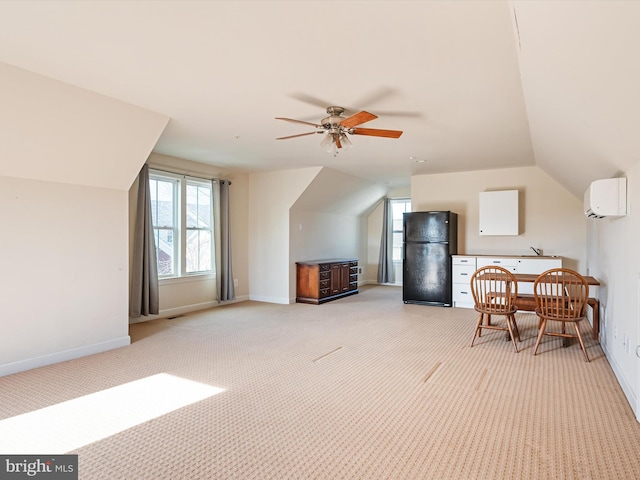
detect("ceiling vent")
(584, 178), (627, 219)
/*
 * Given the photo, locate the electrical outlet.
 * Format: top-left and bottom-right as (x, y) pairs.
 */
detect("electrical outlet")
(234, 279), (239, 287)
(614, 326), (618, 340)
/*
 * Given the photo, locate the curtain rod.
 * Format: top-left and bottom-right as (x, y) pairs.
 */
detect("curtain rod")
(147, 165), (232, 185)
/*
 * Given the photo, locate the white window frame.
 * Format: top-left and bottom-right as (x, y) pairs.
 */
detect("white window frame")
(149, 170), (215, 281)
(391, 198), (411, 263)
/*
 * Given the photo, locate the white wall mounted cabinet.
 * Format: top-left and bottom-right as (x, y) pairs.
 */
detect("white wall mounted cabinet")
(479, 190), (519, 236)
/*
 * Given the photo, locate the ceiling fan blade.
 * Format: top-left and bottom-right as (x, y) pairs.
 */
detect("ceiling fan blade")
(340, 111), (378, 128)
(276, 131), (319, 140)
(275, 117), (323, 128)
(335, 135), (342, 149)
(289, 90), (421, 119)
(350, 127), (403, 139)
(289, 92), (335, 109)
(372, 110), (422, 118)
(351, 87), (396, 109)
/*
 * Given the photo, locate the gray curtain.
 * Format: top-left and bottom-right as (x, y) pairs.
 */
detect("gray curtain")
(213, 179), (235, 302)
(377, 198), (395, 284)
(130, 164), (159, 317)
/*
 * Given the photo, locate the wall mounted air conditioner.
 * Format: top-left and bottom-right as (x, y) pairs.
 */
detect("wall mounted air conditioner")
(584, 178), (627, 219)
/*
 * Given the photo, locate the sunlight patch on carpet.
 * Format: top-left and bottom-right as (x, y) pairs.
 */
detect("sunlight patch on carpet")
(0, 373), (224, 454)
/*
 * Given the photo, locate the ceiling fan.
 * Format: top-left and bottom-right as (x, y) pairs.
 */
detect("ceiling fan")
(275, 106), (403, 154)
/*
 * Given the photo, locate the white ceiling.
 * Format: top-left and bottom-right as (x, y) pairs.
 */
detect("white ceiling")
(0, 1), (638, 196)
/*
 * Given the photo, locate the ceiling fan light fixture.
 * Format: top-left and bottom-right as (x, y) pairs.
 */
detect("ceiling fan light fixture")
(320, 133), (337, 153)
(276, 105), (403, 153)
(339, 132), (352, 149)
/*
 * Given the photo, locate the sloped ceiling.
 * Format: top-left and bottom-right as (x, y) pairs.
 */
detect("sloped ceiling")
(0, 63), (169, 190)
(291, 168), (388, 217)
(511, 1), (640, 197)
(0, 1), (638, 197)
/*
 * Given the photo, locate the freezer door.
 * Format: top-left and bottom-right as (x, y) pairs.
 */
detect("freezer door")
(403, 242), (453, 305)
(403, 211), (453, 243)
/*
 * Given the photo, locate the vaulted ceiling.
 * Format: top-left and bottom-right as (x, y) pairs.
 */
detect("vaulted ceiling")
(0, 1), (638, 197)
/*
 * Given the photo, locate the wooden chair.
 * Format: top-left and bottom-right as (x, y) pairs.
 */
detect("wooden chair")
(470, 266), (521, 352)
(533, 268), (590, 362)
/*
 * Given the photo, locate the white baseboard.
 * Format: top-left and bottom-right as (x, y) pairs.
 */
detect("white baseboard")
(129, 295), (251, 324)
(0, 336), (131, 377)
(602, 341), (638, 421)
(249, 294), (291, 304)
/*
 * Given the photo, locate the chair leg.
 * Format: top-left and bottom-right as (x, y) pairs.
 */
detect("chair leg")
(533, 318), (547, 355)
(470, 313), (484, 347)
(506, 314), (519, 353)
(562, 322), (570, 348)
(512, 315), (521, 342)
(574, 322), (590, 362)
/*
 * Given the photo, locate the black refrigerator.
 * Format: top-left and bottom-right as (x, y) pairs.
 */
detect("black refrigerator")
(403, 211), (458, 306)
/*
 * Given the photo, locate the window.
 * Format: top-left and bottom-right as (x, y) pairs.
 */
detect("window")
(149, 170), (214, 278)
(186, 182), (213, 273)
(391, 199), (411, 262)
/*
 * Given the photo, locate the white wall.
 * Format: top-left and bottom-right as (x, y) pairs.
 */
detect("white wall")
(409, 166), (586, 271)
(367, 166), (585, 281)
(248, 167), (321, 304)
(0, 176), (131, 374)
(289, 210), (364, 300)
(587, 166), (640, 419)
(0, 64), (167, 376)
(289, 168), (388, 297)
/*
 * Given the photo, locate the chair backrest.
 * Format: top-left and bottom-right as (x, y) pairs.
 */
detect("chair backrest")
(533, 268), (589, 320)
(470, 266), (518, 314)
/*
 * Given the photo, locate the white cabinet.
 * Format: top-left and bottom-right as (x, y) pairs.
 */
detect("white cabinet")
(479, 190), (519, 236)
(475, 256), (517, 273)
(452, 255), (563, 307)
(515, 258), (561, 274)
(514, 257), (562, 294)
(452, 256), (476, 308)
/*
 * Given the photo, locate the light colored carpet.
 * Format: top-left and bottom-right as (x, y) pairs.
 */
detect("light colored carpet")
(2, 285), (640, 479)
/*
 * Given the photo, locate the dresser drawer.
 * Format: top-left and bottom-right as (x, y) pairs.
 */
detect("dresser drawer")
(296, 259), (359, 304)
(476, 257), (517, 272)
(453, 283), (474, 304)
(453, 256), (476, 266)
(453, 265), (476, 283)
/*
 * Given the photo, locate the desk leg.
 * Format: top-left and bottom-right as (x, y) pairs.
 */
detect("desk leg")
(589, 298), (600, 341)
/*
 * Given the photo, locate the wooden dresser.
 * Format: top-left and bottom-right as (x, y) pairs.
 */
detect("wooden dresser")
(296, 259), (359, 304)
